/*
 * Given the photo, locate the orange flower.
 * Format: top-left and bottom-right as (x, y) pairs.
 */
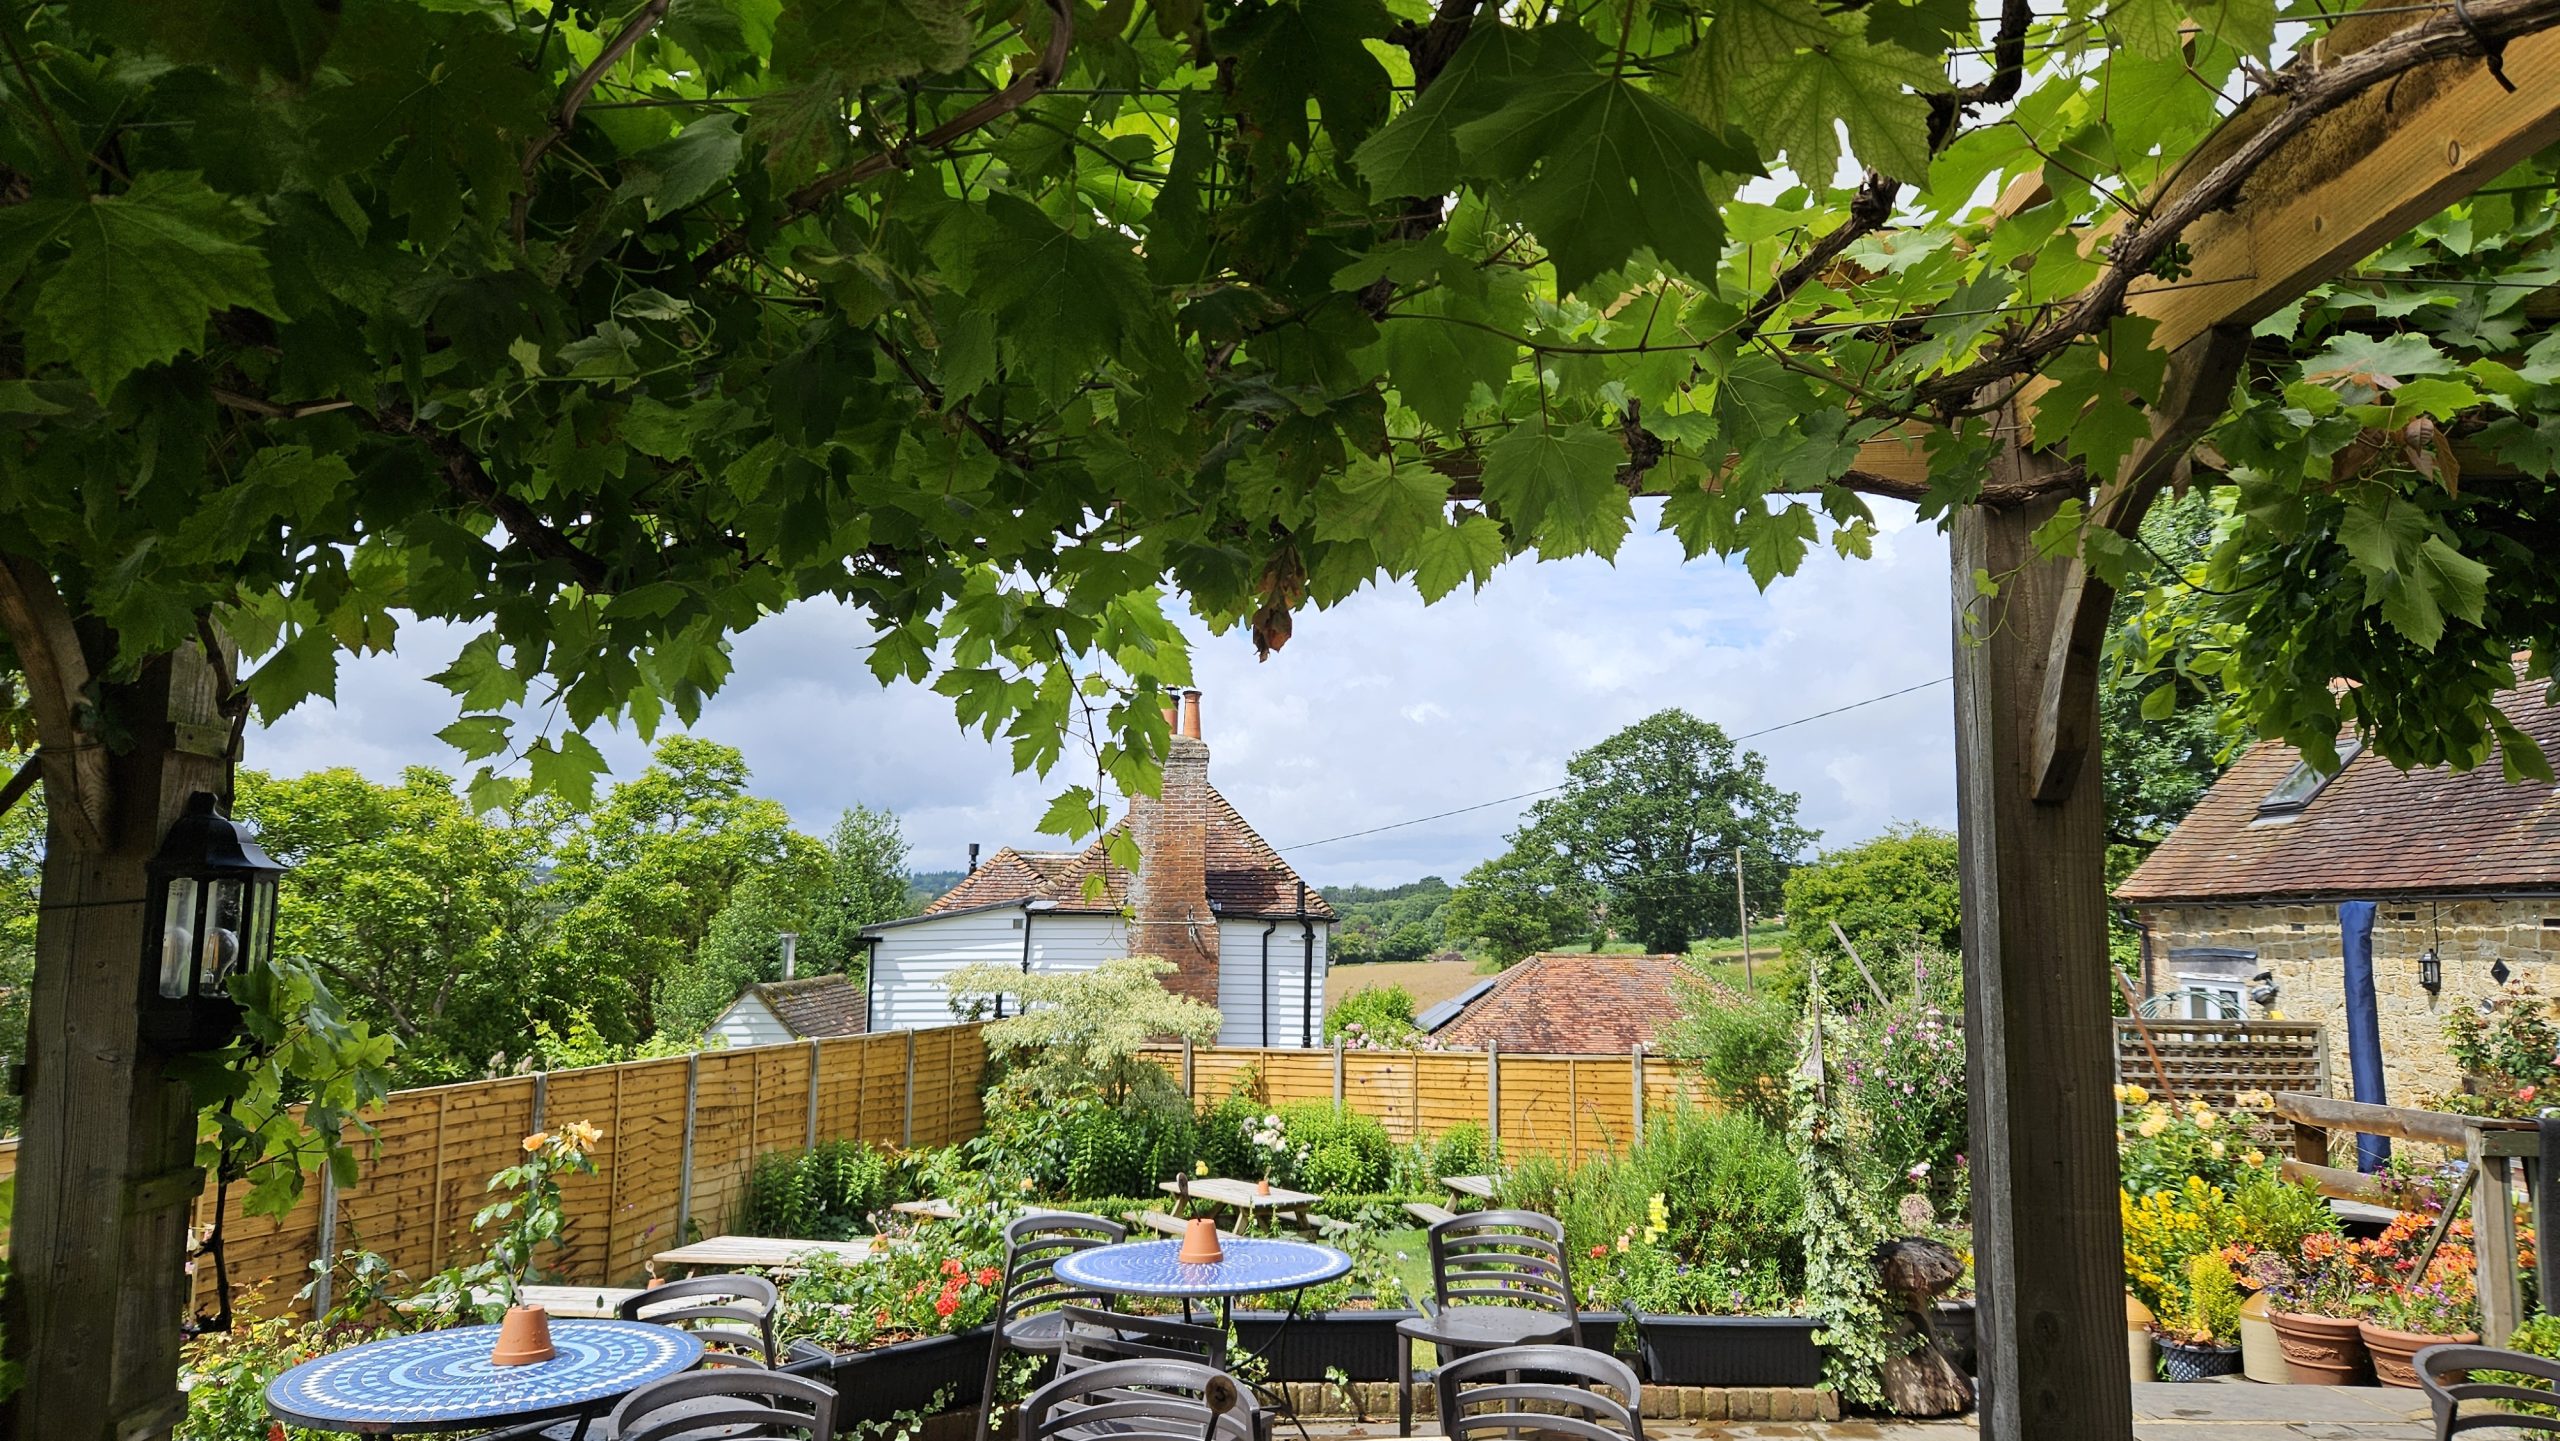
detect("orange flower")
(974, 1266), (1001, 1287)
(523, 1130), (551, 1152)
(940, 1257), (965, 1278)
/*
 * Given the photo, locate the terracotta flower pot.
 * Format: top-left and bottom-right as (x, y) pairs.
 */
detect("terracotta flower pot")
(2358, 1319), (2477, 1388)
(1178, 1216), (1224, 1266)
(491, 1303), (556, 1367)
(1255, 1177), (1272, 1196)
(2268, 1309), (2367, 1385)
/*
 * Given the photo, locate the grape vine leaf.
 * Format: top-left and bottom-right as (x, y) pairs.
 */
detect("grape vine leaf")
(1477, 422), (1633, 558)
(21, 173), (281, 395)
(1732, 19), (1942, 183)
(1455, 58), (1758, 295)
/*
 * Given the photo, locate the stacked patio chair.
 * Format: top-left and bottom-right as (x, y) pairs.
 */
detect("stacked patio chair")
(1053, 1305), (1275, 1441)
(1395, 1211), (1583, 1435)
(1020, 1358), (1262, 1441)
(624, 1274), (784, 1367)
(1433, 1346), (1645, 1441)
(605, 1368), (836, 1441)
(2415, 1342), (2560, 1439)
(974, 1212), (1132, 1441)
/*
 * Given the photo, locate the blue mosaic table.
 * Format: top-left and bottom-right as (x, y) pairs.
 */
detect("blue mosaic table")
(266, 1319), (705, 1434)
(1054, 1238), (1352, 1300)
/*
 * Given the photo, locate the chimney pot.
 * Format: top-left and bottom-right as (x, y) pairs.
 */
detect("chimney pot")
(967, 842), (980, 874)
(779, 932), (799, 980)
(1181, 689), (1202, 740)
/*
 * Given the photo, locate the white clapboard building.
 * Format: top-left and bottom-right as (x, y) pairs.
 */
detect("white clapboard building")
(863, 691), (1336, 1047)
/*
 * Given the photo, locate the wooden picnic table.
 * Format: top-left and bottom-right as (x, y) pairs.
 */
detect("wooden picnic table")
(1440, 1174), (1498, 1201)
(393, 1282), (644, 1320)
(651, 1235), (878, 1275)
(890, 1198), (961, 1220)
(1160, 1177), (1321, 1229)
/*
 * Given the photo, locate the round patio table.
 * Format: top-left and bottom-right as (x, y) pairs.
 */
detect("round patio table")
(266, 1319), (705, 1435)
(1053, 1237), (1352, 1303)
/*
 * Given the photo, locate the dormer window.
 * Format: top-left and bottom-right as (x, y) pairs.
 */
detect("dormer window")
(2257, 739), (2361, 818)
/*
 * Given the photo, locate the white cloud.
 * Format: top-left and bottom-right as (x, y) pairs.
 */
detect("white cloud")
(248, 508), (1960, 889)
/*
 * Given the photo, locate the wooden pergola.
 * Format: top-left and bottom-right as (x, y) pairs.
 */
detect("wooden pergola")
(3, 4), (2560, 1438)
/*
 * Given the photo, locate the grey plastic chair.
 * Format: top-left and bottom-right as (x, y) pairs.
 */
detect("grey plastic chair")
(1434, 1345), (1645, 1441)
(974, 1212), (1131, 1441)
(623, 1274), (782, 1367)
(1396, 1211), (1583, 1435)
(2416, 1342), (2560, 1438)
(604, 1368), (835, 1441)
(1020, 1358), (1259, 1441)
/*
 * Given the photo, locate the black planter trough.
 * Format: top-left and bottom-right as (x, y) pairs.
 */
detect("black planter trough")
(1633, 1314), (1826, 1387)
(1228, 1310), (1627, 1383)
(813, 1325), (994, 1428)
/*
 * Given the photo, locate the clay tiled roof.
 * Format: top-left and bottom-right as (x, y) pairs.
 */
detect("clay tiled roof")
(751, 975), (869, 1038)
(1434, 953), (1727, 1053)
(2118, 681), (2560, 905)
(911, 787), (1335, 920)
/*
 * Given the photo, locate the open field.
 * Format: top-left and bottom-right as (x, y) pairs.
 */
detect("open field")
(1323, 957), (1492, 1010)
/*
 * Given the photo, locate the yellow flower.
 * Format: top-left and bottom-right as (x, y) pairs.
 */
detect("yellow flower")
(2242, 1149), (2265, 1167)
(2208, 1140), (2226, 1158)
(565, 1120), (603, 1148)
(1194, 1160), (1209, 1177)
(523, 1131), (551, 1153)
(2137, 1116), (2168, 1138)
(2187, 1097), (2211, 1114)
(2193, 1110), (2218, 1132)
(2115, 1084), (2149, 1106)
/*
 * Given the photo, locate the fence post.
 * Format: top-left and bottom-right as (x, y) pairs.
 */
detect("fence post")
(677, 1053), (701, 1244)
(2474, 1126), (2524, 1345)
(1631, 1045), (1645, 1136)
(1332, 1042), (1345, 1104)
(1182, 1037), (1195, 1101)
(530, 1070), (548, 1135)
(1486, 1043), (1501, 1153)
(806, 1039), (822, 1150)
(903, 1029), (917, 1147)
(310, 1123), (340, 1322)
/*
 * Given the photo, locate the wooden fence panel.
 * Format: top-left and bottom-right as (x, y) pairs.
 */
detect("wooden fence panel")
(691, 1051), (758, 1241)
(608, 1059), (691, 1280)
(1414, 1053), (1491, 1139)
(2112, 1018), (2328, 1111)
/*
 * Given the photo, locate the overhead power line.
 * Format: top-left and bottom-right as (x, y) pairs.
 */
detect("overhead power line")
(1283, 675), (1953, 850)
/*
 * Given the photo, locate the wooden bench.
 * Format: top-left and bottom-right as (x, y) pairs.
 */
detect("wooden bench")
(1440, 1175), (1497, 1201)
(1403, 1201), (1458, 1226)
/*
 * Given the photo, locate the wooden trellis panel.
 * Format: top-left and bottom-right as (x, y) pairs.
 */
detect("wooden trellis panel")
(2111, 1018), (2328, 1112)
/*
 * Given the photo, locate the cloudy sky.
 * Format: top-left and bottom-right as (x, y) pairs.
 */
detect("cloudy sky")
(247, 504), (1960, 890)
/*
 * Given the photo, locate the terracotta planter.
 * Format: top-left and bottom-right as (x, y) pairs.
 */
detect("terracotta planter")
(2156, 1337), (2243, 1382)
(2268, 1309), (2367, 1385)
(2358, 1320), (2477, 1388)
(1178, 1215), (1224, 1265)
(491, 1303), (556, 1366)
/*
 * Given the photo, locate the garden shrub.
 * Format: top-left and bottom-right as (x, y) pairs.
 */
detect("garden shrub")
(1195, 1090), (1266, 1179)
(1276, 1101), (1393, 1192)
(1325, 984), (1422, 1048)
(1660, 984), (1797, 1129)
(1635, 1107), (1804, 1283)
(741, 1139), (900, 1240)
(1428, 1122), (1493, 1178)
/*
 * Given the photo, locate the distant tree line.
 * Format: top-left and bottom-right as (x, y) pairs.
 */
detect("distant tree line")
(0, 737), (919, 1098)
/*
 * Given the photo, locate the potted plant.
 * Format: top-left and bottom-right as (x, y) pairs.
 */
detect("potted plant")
(2359, 1263), (2481, 1387)
(1585, 1208), (1823, 1388)
(2153, 1254), (2244, 1381)
(778, 1216), (1007, 1426)
(406, 1121), (601, 1359)
(2246, 1235), (2371, 1384)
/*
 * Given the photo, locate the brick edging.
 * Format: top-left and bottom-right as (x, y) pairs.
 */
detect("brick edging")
(1266, 1381), (1842, 1423)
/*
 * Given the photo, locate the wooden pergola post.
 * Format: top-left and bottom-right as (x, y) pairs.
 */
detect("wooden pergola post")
(1952, 479), (2129, 1440)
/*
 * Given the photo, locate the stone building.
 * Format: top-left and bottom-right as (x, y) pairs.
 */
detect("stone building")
(862, 689), (1338, 1046)
(2117, 682), (2560, 1105)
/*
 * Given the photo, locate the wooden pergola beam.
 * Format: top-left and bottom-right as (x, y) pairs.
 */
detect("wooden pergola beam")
(2129, 24), (2560, 351)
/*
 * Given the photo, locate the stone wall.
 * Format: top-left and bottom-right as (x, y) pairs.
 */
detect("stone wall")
(2136, 898), (2560, 1104)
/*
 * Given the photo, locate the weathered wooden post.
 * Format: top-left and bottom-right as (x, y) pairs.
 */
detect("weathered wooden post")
(1951, 485), (2130, 1441)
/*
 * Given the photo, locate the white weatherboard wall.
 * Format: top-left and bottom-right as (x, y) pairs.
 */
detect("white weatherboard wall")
(1218, 917), (1327, 1048)
(870, 909), (1132, 1030)
(705, 993), (794, 1048)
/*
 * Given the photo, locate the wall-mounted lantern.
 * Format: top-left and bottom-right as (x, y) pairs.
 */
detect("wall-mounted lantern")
(2420, 948), (2443, 994)
(141, 793), (286, 1051)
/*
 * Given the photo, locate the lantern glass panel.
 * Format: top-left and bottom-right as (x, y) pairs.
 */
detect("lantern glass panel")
(245, 880), (276, 972)
(159, 877), (200, 1000)
(199, 877), (246, 995)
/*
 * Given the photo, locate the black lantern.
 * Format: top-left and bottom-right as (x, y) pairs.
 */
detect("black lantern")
(140, 793), (286, 1050)
(2420, 948), (2443, 994)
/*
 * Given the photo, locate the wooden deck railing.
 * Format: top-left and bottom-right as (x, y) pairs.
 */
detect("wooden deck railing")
(2272, 1091), (2544, 1343)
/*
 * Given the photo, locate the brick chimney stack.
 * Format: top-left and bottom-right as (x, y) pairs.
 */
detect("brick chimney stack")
(1129, 690), (1219, 1009)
